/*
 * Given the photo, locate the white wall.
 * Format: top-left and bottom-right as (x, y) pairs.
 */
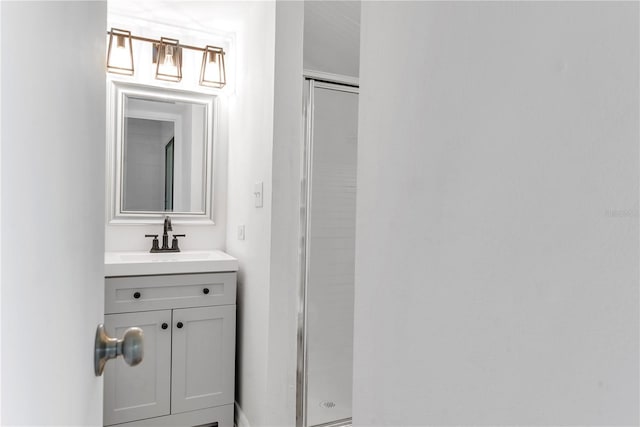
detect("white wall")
(223, 2), (277, 426)
(0, 5), (3, 421)
(1, 1), (107, 424)
(264, 2), (305, 426)
(176, 106), (190, 211)
(354, 2), (639, 425)
(191, 106), (205, 212)
(123, 118), (167, 211)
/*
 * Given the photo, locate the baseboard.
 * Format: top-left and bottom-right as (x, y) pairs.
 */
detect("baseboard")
(235, 401), (250, 427)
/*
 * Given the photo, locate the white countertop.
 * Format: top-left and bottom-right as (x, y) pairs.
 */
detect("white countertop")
(104, 250), (239, 277)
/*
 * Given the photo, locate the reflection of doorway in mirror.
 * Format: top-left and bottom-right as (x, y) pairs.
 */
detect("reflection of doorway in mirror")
(164, 138), (174, 211)
(123, 117), (175, 212)
(123, 95), (207, 213)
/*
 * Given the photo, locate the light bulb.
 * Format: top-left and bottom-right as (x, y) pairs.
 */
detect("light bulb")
(199, 46), (226, 88)
(106, 29), (134, 75)
(155, 38), (182, 82)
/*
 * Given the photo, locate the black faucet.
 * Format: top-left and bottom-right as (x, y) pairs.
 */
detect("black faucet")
(144, 215), (186, 253)
(162, 215), (172, 250)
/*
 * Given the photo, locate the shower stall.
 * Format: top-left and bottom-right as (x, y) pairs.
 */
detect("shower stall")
(298, 78), (359, 427)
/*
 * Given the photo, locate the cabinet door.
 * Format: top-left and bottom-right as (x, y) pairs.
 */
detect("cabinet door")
(171, 305), (236, 414)
(104, 310), (172, 426)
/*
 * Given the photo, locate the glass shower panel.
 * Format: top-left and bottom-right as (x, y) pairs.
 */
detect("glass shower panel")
(305, 83), (359, 427)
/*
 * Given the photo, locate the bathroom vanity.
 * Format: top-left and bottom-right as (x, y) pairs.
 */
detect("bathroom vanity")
(103, 250), (238, 427)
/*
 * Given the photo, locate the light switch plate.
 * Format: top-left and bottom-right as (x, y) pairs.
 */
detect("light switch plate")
(237, 225), (245, 240)
(254, 181), (263, 208)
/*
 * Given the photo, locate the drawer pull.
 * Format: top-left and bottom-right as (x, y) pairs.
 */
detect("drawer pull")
(203, 288), (210, 295)
(133, 291), (141, 299)
(176, 321), (184, 329)
(161, 323), (168, 330)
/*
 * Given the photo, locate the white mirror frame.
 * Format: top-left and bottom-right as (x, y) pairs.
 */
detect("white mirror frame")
(107, 80), (217, 224)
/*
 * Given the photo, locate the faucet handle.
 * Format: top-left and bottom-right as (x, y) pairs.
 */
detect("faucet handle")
(171, 234), (186, 251)
(144, 234), (160, 252)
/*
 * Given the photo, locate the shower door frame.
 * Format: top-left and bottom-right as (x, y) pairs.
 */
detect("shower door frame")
(297, 75), (359, 427)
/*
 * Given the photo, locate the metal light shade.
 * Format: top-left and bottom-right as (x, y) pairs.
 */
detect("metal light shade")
(106, 28), (134, 75)
(155, 37), (182, 82)
(199, 46), (226, 88)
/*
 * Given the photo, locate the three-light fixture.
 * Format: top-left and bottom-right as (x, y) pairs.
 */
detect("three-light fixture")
(106, 28), (226, 88)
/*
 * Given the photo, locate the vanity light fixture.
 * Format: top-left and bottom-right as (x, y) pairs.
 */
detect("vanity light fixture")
(199, 46), (226, 88)
(106, 28), (226, 88)
(106, 28), (134, 75)
(154, 37), (182, 82)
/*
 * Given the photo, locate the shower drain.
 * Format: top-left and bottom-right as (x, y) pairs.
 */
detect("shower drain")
(319, 401), (336, 409)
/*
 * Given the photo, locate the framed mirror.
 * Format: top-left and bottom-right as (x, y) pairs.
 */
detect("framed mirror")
(107, 81), (216, 224)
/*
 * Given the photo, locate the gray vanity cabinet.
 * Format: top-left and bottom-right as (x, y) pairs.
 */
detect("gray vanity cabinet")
(171, 305), (236, 414)
(103, 272), (236, 427)
(104, 310), (172, 425)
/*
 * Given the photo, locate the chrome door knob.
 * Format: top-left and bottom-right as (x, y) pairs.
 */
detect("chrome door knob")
(94, 324), (144, 376)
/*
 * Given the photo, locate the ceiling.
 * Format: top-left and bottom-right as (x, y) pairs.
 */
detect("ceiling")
(108, 0), (361, 78)
(108, 0), (249, 36)
(304, 1), (361, 78)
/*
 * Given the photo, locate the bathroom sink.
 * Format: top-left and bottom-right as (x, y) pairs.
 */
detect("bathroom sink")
(104, 250), (238, 277)
(117, 251), (218, 263)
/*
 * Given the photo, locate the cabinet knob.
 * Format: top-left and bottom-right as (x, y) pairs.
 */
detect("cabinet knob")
(94, 324), (144, 376)
(161, 323), (168, 330)
(203, 288), (210, 295)
(176, 321), (184, 329)
(133, 291), (141, 299)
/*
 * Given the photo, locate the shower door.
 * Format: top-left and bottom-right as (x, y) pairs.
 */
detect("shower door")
(299, 79), (359, 427)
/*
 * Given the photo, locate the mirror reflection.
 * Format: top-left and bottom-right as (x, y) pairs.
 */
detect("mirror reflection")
(123, 95), (206, 213)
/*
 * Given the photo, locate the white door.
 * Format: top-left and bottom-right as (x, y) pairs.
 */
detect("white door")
(1, 2), (107, 425)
